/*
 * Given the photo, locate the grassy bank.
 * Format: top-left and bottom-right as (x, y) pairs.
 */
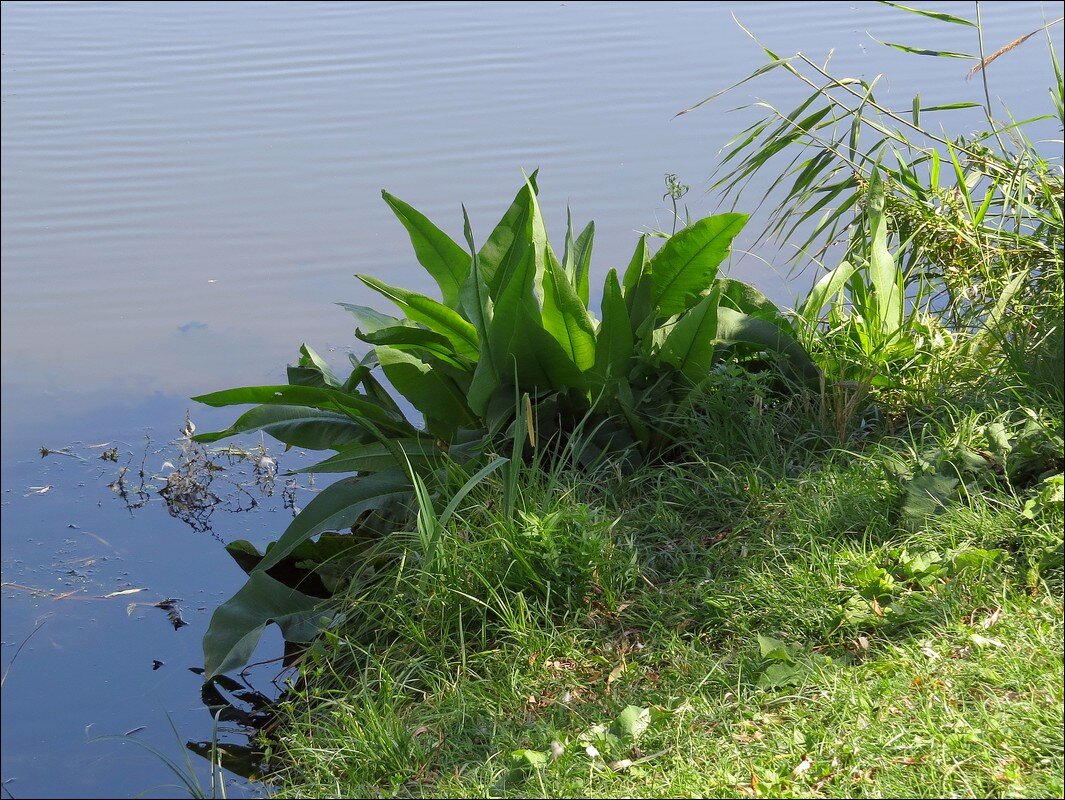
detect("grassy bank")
(263, 373), (1063, 797)
(185, 8), (1064, 796)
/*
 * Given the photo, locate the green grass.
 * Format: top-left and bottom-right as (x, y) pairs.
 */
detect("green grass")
(262, 375), (1064, 798)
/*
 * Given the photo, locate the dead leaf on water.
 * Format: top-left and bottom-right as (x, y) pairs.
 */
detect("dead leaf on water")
(154, 598), (188, 629)
(104, 588), (145, 598)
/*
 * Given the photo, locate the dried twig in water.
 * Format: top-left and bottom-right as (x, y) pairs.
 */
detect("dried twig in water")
(1, 619), (48, 688)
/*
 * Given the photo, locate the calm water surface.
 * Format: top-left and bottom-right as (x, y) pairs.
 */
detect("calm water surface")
(1, 1), (1057, 796)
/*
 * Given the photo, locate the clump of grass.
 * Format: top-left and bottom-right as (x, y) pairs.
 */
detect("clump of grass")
(258, 361), (1063, 797)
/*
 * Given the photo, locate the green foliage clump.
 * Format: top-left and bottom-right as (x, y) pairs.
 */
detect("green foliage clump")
(190, 175), (818, 677)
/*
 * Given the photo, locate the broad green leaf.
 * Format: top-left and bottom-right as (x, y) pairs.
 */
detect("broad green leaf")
(865, 171), (903, 334)
(758, 662), (807, 689)
(193, 384), (410, 433)
(342, 349), (377, 393)
(203, 571), (329, 678)
(224, 539), (264, 575)
(356, 275), (479, 360)
(562, 207), (578, 284)
(256, 469), (412, 573)
(509, 750), (549, 776)
(376, 346), (477, 434)
(621, 234), (650, 294)
(757, 634), (796, 661)
(287, 344), (341, 388)
(623, 236), (655, 337)
(193, 404), (374, 450)
(525, 176), (552, 306)
(487, 224), (540, 324)
(382, 190), (470, 308)
(356, 325), (472, 368)
(542, 247), (596, 371)
(716, 307), (821, 383)
(648, 214), (748, 315)
(660, 286), (722, 384)
(460, 206), (502, 416)
(612, 705), (652, 742)
(224, 534), (377, 589)
(716, 278), (788, 325)
(478, 172), (538, 294)
(336, 303), (408, 334)
(345, 353), (407, 419)
(902, 473), (959, 526)
(294, 439), (441, 474)
(512, 318), (587, 392)
(593, 269), (634, 385)
(500, 302), (586, 392)
(485, 191), (567, 391)
(572, 220), (595, 306)
(796, 261), (857, 323)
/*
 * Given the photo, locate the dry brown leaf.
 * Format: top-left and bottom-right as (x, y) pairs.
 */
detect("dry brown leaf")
(981, 608), (1003, 629)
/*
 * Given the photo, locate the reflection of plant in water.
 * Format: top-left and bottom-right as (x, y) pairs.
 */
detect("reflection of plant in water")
(49, 412), (307, 538)
(145, 419), (287, 534)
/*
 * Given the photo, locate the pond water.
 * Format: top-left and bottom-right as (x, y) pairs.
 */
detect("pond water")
(1, 1), (1056, 796)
